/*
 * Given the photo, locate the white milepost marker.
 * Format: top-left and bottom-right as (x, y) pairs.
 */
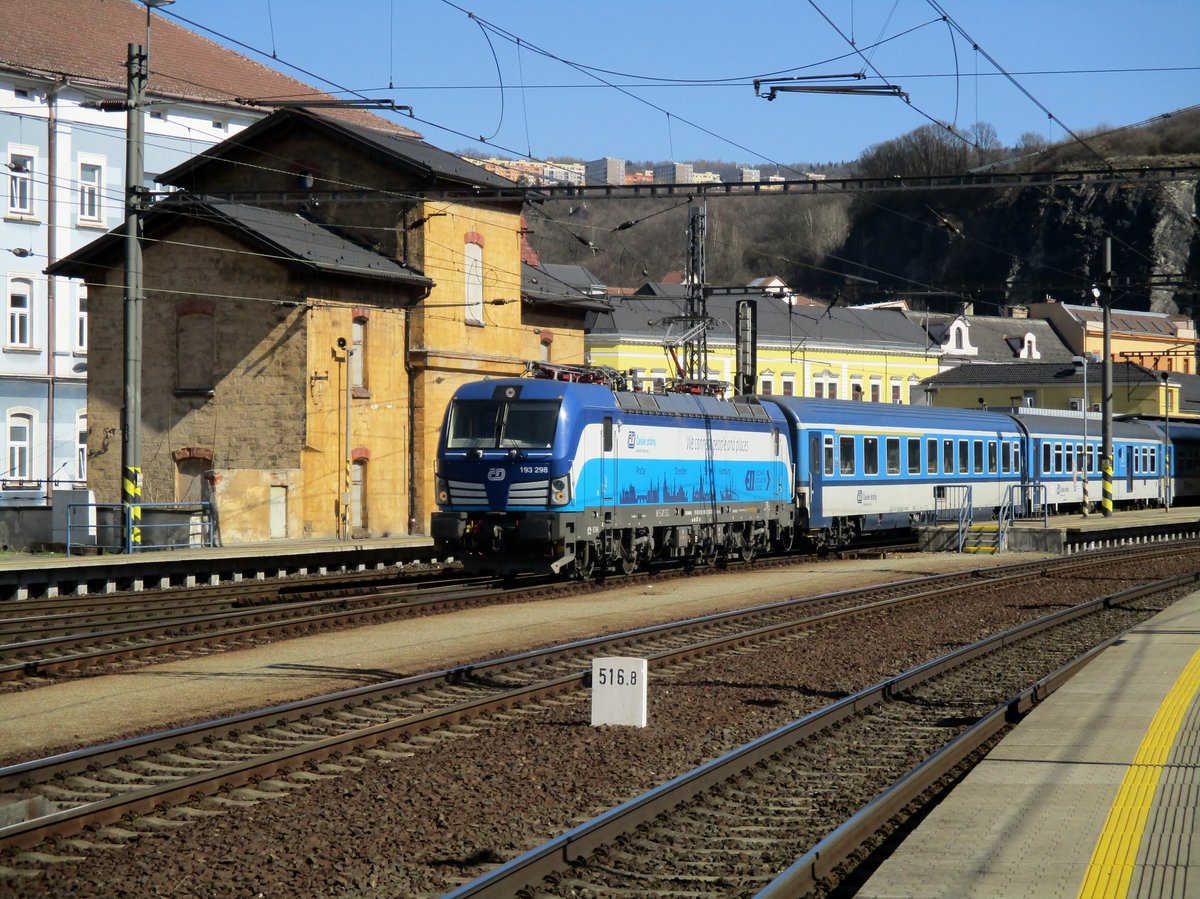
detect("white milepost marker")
(591, 656), (648, 727)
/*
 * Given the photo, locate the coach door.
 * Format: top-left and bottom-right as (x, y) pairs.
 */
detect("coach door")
(601, 416), (616, 505)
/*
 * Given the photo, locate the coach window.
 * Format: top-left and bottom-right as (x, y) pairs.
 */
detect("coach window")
(1013, 443), (1021, 474)
(863, 437), (879, 475)
(886, 437), (900, 474)
(926, 438), (937, 474)
(943, 439), (954, 474)
(972, 440), (984, 474)
(1002, 442), (1012, 473)
(958, 439), (969, 474)
(1065, 443), (1074, 473)
(1042, 443), (1052, 475)
(1054, 443), (1063, 473)
(988, 441), (998, 473)
(908, 438), (921, 474)
(839, 436), (855, 475)
(1151, 446), (1158, 473)
(1077, 444), (1085, 473)
(823, 435), (835, 476)
(1086, 443), (1095, 473)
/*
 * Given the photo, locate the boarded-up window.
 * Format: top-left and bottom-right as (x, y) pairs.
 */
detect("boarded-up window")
(177, 312), (214, 390)
(175, 457), (207, 502)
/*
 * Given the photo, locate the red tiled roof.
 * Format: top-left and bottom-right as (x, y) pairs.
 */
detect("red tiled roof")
(0, 0), (418, 136)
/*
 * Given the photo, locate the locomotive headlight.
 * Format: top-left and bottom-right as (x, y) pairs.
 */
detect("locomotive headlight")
(436, 477), (450, 505)
(550, 476), (570, 505)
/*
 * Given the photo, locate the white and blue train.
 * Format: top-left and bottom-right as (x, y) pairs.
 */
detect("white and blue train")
(431, 367), (1200, 577)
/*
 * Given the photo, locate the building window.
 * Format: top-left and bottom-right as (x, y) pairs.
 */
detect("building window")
(851, 381), (863, 401)
(351, 459), (368, 534)
(8, 151), (33, 216)
(870, 380), (881, 403)
(759, 377), (773, 395)
(350, 316), (366, 392)
(78, 160), (102, 222)
(464, 239), (484, 326)
(781, 373), (795, 396)
(891, 380), (902, 403)
(8, 278), (31, 347)
(76, 412), (87, 480)
(76, 286), (87, 352)
(6, 410), (33, 480)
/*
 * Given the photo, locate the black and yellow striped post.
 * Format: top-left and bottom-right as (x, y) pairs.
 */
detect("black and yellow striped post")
(123, 464), (142, 549)
(1101, 456), (1114, 517)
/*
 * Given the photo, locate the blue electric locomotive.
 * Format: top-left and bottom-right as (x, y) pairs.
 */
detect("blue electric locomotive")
(431, 368), (795, 577)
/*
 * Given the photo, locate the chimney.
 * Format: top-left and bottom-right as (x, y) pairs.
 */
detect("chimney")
(1005, 304), (1029, 319)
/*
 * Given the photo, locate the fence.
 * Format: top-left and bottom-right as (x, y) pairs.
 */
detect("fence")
(66, 502), (214, 555)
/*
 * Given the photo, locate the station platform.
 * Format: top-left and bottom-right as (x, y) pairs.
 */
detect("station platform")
(0, 535), (437, 601)
(920, 504), (1200, 554)
(858, 587), (1200, 898)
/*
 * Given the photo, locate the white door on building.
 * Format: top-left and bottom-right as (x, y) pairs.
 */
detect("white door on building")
(269, 485), (287, 539)
(351, 460), (367, 535)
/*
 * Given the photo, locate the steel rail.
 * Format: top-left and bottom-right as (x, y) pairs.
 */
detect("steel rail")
(0, 558), (1089, 850)
(443, 570), (1200, 898)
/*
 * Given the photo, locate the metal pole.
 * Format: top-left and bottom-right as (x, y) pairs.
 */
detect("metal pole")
(344, 345), (354, 540)
(121, 42), (146, 549)
(1100, 237), (1114, 517)
(1081, 356), (1089, 515)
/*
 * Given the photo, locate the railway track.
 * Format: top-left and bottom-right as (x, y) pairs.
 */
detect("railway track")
(446, 571), (1199, 898)
(2, 543), (1197, 861)
(0, 536), (1180, 690)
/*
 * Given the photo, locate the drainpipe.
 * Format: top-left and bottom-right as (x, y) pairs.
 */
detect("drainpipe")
(45, 81), (64, 502)
(405, 287), (431, 534)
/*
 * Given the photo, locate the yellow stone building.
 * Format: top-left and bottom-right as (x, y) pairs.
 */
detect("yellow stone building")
(586, 285), (941, 400)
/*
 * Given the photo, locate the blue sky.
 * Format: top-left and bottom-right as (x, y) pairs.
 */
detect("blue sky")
(165, 0), (1200, 169)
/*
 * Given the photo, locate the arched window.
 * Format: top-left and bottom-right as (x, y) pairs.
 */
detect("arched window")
(76, 411), (87, 481)
(176, 301), (215, 391)
(464, 236), (484, 326)
(350, 315), (367, 392)
(8, 278), (32, 347)
(6, 408), (35, 480)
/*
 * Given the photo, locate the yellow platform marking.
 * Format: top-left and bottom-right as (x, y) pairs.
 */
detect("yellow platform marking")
(1077, 648), (1200, 898)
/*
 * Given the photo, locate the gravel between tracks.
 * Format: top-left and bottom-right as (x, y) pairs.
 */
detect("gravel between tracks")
(3, 550), (1190, 897)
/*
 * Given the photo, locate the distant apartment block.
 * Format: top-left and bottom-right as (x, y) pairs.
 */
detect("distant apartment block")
(692, 171), (722, 184)
(586, 157), (625, 186)
(653, 162), (694, 184)
(740, 168), (761, 182)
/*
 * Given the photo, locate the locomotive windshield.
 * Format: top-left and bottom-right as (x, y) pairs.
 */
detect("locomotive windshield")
(446, 399), (561, 450)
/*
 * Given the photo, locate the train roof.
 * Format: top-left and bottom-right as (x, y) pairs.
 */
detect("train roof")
(1016, 412), (1160, 440)
(753, 395), (1022, 432)
(449, 377), (777, 422)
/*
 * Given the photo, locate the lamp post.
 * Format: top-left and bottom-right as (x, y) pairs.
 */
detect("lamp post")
(1162, 370), (1172, 510)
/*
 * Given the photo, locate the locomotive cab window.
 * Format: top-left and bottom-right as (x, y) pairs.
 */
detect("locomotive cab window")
(445, 398), (561, 450)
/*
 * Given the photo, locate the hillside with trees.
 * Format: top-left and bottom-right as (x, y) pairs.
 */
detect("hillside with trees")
(527, 109), (1200, 315)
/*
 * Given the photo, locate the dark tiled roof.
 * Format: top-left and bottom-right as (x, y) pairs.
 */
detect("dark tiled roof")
(159, 109), (514, 190)
(921, 361), (1160, 387)
(0, 0), (418, 135)
(522, 263), (611, 312)
(906, 312), (1074, 361)
(47, 198), (431, 288)
(590, 295), (931, 351)
(1058, 304), (1176, 336)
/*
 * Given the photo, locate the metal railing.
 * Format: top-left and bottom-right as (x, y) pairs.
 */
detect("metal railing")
(67, 502), (214, 555)
(998, 484), (1048, 552)
(932, 485), (973, 552)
